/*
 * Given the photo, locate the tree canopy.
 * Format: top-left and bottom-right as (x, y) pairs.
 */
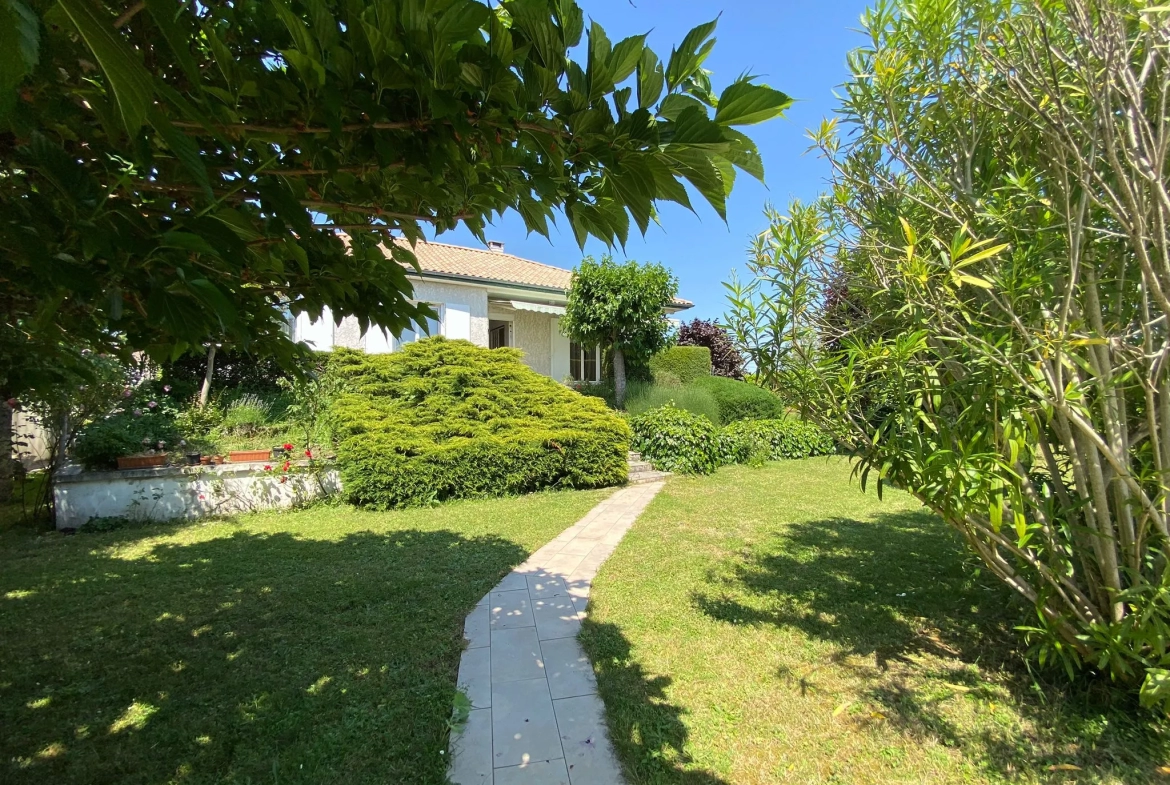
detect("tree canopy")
(0, 0), (791, 398)
(760, 0), (1170, 707)
(561, 256), (677, 405)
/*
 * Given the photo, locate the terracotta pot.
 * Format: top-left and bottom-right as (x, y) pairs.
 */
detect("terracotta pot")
(117, 453), (168, 470)
(211, 455), (224, 465)
(229, 449), (271, 463)
(200, 456), (212, 465)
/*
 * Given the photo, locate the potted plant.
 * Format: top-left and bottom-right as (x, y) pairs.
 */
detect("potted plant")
(228, 449), (271, 462)
(116, 439), (169, 470)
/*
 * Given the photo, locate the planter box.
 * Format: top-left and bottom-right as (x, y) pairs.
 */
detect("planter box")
(229, 450), (271, 463)
(117, 454), (167, 470)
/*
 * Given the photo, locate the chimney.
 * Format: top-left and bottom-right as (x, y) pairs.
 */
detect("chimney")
(487, 240), (505, 253)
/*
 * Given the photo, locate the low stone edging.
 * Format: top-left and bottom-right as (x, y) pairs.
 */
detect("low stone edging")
(53, 460), (340, 530)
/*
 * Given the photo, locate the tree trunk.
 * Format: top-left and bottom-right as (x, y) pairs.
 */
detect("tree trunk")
(613, 346), (627, 409)
(199, 344), (217, 408)
(0, 397), (13, 503)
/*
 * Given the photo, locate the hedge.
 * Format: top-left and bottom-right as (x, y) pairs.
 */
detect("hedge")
(628, 403), (720, 475)
(693, 376), (785, 422)
(648, 346), (711, 384)
(720, 419), (835, 463)
(329, 339), (630, 508)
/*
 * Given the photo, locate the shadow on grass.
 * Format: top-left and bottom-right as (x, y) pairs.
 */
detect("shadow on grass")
(693, 509), (1169, 782)
(0, 524), (527, 785)
(579, 619), (730, 785)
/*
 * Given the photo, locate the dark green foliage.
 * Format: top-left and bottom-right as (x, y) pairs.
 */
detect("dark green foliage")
(330, 339), (629, 508)
(161, 350), (297, 401)
(3, 0), (789, 393)
(72, 411), (181, 470)
(629, 404), (720, 475)
(693, 375), (784, 422)
(648, 346), (711, 384)
(719, 419), (834, 464)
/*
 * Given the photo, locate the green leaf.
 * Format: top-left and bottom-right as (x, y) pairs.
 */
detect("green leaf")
(0, 0), (37, 118)
(610, 34), (647, 84)
(637, 48), (664, 109)
(150, 108), (213, 199)
(666, 17), (718, 91)
(57, 0), (156, 135)
(145, 0), (200, 87)
(160, 231), (221, 258)
(713, 80), (792, 126)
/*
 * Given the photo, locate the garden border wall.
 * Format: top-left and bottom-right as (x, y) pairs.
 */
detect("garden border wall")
(53, 461), (340, 530)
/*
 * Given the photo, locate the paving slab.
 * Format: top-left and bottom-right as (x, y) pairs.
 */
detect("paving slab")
(447, 481), (666, 784)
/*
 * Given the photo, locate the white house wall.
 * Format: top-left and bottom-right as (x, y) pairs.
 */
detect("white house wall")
(512, 310), (552, 375)
(550, 318), (571, 382)
(292, 279), (489, 351)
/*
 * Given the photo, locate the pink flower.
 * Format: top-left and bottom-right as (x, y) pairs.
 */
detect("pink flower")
(263, 464), (272, 471)
(163, 385), (172, 393)
(123, 387), (132, 398)
(198, 494), (205, 500)
(147, 400), (158, 409)
(133, 408), (142, 417)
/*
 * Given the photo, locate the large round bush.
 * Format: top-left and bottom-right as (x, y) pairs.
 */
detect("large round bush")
(629, 403), (720, 475)
(330, 339), (630, 508)
(693, 376), (784, 422)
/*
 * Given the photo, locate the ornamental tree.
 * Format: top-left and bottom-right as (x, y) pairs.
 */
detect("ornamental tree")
(0, 0), (791, 403)
(561, 256), (677, 407)
(789, 0), (1170, 706)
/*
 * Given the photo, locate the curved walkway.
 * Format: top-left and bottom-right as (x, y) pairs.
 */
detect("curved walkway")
(447, 482), (666, 785)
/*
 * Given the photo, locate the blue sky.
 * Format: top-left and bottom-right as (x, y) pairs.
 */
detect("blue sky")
(430, 0), (873, 321)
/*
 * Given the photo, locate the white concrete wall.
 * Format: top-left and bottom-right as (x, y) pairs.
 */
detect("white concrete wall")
(293, 280), (490, 350)
(54, 463), (340, 530)
(550, 318), (571, 382)
(512, 310), (552, 375)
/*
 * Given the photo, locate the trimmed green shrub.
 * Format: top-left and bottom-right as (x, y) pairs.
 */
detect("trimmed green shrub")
(629, 404), (720, 475)
(624, 381), (721, 425)
(648, 346), (711, 384)
(330, 339), (630, 508)
(720, 419), (835, 464)
(693, 376), (785, 423)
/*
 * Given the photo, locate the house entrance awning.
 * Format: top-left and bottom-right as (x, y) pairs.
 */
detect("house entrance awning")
(509, 300), (566, 316)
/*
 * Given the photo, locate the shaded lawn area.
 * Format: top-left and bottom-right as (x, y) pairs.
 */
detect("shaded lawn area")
(0, 488), (608, 784)
(580, 458), (1170, 785)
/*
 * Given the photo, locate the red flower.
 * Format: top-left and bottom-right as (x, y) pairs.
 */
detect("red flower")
(263, 464), (272, 471)
(282, 460), (291, 472)
(282, 443), (294, 451)
(304, 449), (313, 458)
(279, 476), (288, 484)
(198, 494), (206, 500)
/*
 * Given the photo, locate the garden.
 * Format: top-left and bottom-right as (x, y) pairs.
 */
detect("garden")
(5, 0), (1170, 783)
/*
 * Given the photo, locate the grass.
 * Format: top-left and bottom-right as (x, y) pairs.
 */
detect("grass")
(0, 487), (609, 784)
(580, 458), (1170, 784)
(624, 381), (722, 425)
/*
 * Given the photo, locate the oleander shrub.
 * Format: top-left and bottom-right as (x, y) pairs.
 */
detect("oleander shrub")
(329, 339), (629, 508)
(720, 419), (835, 464)
(629, 404), (720, 475)
(693, 376), (785, 423)
(648, 346), (711, 384)
(624, 381), (721, 425)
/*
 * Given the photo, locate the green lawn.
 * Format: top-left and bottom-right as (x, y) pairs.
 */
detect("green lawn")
(580, 458), (1170, 784)
(0, 488), (608, 784)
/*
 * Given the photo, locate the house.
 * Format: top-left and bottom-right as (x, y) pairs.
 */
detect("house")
(291, 240), (692, 382)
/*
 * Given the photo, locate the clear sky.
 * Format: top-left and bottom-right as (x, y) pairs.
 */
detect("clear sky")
(430, 0), (874, 322)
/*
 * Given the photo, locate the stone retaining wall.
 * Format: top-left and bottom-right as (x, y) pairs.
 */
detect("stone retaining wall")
(53, 461), (340, 530)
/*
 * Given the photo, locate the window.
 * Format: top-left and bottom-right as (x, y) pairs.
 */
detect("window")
(569, 342), (601, 382)
(488, 320), (510, 349)
(397, 304), (442, 347)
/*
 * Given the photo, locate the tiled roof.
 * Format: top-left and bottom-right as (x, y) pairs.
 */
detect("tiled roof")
(385, 240), (693, 308)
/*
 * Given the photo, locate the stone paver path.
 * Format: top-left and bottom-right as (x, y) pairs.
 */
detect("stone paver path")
(447, 481), (666, 785)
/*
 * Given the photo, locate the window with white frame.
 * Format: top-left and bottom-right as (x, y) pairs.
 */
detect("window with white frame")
(569, 342), (601, 382)
(397, 303), (442, 347)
